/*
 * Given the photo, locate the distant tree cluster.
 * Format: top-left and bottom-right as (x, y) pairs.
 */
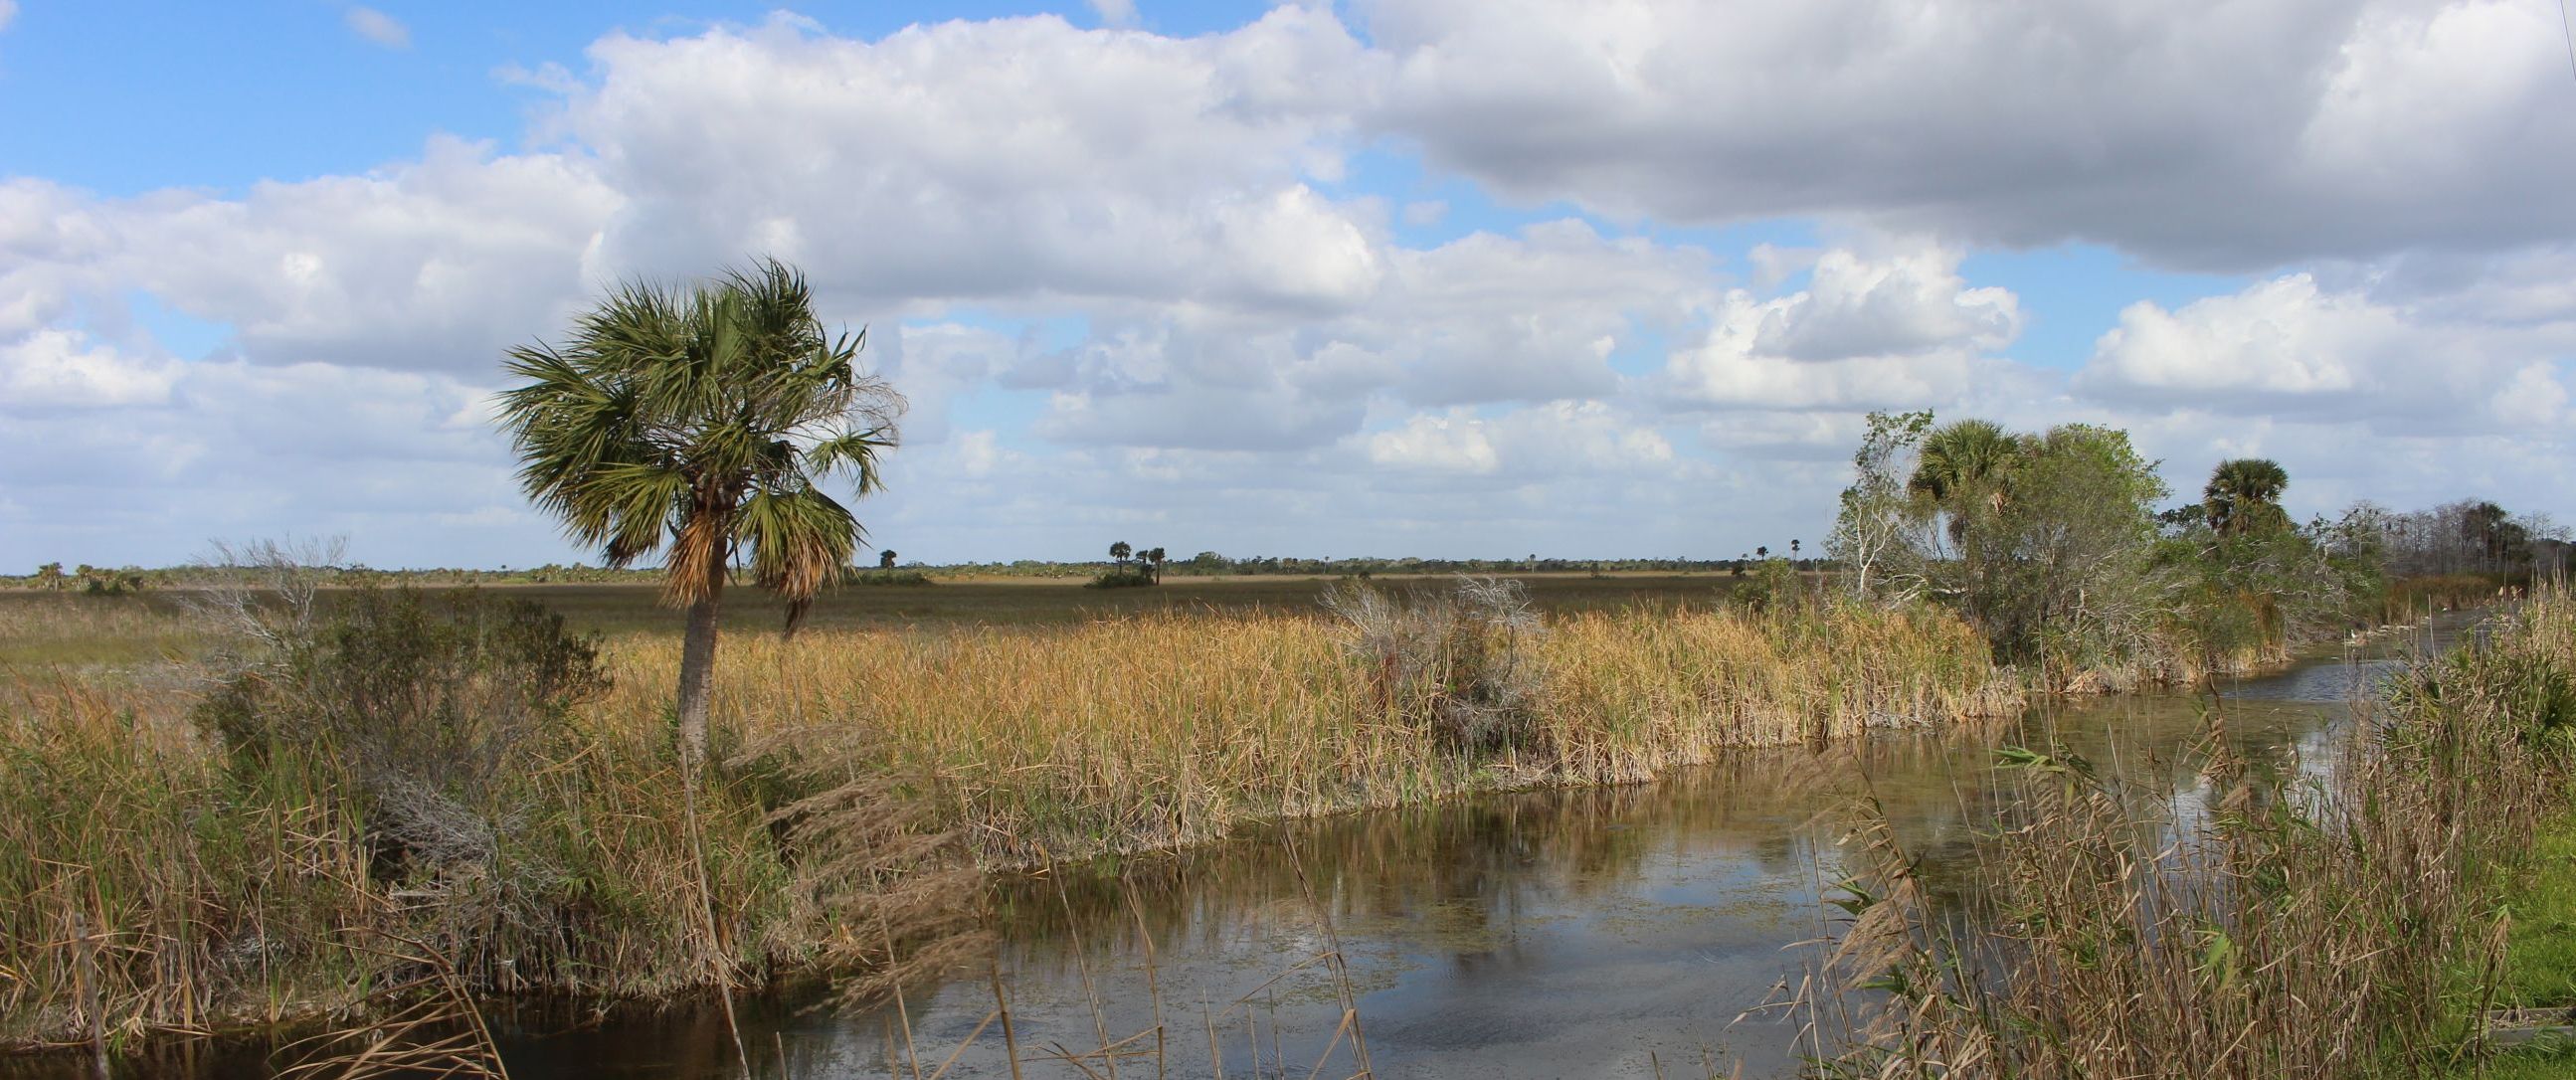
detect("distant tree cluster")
(1093, 541), (1168, 588)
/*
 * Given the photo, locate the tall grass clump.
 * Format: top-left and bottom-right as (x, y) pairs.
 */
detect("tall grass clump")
(1811, 591), (2576, 1078)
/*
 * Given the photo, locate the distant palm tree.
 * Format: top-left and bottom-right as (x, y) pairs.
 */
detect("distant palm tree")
(34, 562), (64, 589)
(1110, 540), (1133, 572)
(1789, 539), (1800, 560)
(1756, 546), (1769, 559)
(498, 258), (902, 769)
(1909, 419), (2023, 541)
(2203, 458), (2291, 537)
(879, 549), (898, 569)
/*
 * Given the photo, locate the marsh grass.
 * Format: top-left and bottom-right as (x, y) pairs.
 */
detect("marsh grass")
(616, 595), (2013, 865)
(0, 584), (2004, 1051)
(1809, 592), (2576, 1079)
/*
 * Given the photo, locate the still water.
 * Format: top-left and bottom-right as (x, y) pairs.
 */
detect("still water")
(16, 622), (2467, 1080)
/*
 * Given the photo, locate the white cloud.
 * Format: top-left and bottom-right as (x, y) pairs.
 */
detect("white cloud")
(2078, 272), (2576, 434)
(344, 6), (410, 50)
(1369, 411), (1499, 473)
(1356, 0), (2576, 269)
(555, 10), (1382, 310)
(1654, 242), (2028, 413)
(1088, 0), (1140, 28)
(0, 330), (181, 410)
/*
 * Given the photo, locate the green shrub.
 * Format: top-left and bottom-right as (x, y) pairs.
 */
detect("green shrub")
(1087, 569), (1158, 589)
(196, 587), (606, 874)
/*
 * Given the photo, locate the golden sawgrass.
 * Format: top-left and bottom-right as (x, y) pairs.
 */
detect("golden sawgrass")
(600, 602), (2013, 863)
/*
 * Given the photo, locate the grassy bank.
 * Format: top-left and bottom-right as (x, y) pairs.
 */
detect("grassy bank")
(0, 585), (2008, 1049)
(618, 597), (2012, 864)
(1817, 591), (2576, 1078)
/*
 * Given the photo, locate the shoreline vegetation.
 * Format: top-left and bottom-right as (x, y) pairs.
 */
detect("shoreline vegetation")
(3, 582), (2021, 1050)
(1811, 588), (2576, 1078)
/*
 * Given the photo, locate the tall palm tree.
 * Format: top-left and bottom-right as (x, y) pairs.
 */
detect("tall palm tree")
(498, 258), (902, 768)
(1110, 540), (1133, 572)
(1908, 419), (2024, 542)
(2203, 458), (2291, 537)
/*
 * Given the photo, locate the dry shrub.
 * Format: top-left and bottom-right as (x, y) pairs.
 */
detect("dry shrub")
(732, 724), (991, 1010)
(1322, 576), (1546, 752)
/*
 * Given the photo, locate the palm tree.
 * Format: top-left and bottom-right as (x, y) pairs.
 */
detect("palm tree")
(879, 549), (898, 570)
(34, 562), (64, 589)
(1756, 545), (1769, 559)
(498, 258), (902, 769)
(1908, 419), (2023, 543)
(2203, 458), (2291, 537)
(1110, 541), (1133, 572)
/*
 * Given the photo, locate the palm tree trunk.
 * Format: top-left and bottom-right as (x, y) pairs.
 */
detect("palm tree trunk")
(675, 560), (725, 770)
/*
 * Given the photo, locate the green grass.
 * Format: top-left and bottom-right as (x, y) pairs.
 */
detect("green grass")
(2499, 809), (2576, 1009)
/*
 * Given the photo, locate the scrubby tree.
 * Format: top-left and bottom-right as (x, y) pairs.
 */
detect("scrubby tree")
(497, 258), (902, 770)
(879, 549), (898, 570)
(1968, 424), (2168, 670)
(34, 562), (64, 589)
(1827, 410), (1932, 600)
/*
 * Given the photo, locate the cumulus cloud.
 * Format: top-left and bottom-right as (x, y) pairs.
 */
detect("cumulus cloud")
(1653, 242), (2031, 413)
(2078, 272), (2576, 434)
(1356, 0), (2576, 269)
(555, 9), (1383, 310)
(343, 6), (410, 50)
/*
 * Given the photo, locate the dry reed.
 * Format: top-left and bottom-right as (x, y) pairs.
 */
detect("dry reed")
(1809, 591), (2576, 1078)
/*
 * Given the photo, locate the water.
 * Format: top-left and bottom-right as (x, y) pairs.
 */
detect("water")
(9, 617), (2486, 1079)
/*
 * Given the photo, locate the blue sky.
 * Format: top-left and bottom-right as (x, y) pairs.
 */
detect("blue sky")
(5, 1), (2574, 569)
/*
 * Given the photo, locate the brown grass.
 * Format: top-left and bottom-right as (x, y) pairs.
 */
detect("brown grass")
(1810, 592), (2576, 1078)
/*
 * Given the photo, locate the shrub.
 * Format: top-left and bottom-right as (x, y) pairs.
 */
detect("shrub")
(847, 569), (936, 587)
(1087, 568), (1158, 589)
(195, 588), (606, 876)
(1734, 558), (1806, 614)
(1323, 576), (1543, 752)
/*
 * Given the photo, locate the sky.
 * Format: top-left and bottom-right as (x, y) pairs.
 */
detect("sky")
(5, 0), (2575, 569)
